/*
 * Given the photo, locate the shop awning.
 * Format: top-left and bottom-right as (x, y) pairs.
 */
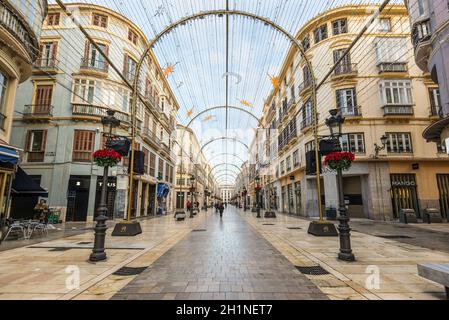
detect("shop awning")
(0, 144), (19, 165)
(157, 183), (170, 198)
(12, 167), (48, 196)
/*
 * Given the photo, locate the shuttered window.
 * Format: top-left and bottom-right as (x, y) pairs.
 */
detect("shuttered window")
(92, 13), (108, 28)
(73, 130), (95, 162)
(26, 130), (47, 162)
(149, 152), (156, 177)
(34, 85), (53, 115)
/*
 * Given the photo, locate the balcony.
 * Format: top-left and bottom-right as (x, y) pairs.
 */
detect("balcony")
(383, 105), (414, 117)
(141, 127), (161, 149)
(412, 19), (432, 71)
(34, 59), (58, 73)
(430, 105), (443, 118)
(301, 117), (313, 130)
(298, 80), (312, 95)
(72, 103), (130, 123)
(27, 151), (45, 163)
(378, 62), (408, 74)
(80, 58), (109, 74)
(332, 63), (358, 79)
(339, 106), (362, 118)
(144, 95), (163, 115)
(23, 105), (54, 121)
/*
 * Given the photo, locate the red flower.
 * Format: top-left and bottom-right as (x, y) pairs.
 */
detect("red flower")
(93, 149), (122, 161)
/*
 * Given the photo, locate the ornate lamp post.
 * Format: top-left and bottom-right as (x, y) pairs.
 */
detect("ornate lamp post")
(255, 176), (262, 218)
(189, 175), (196, 218)
(374, 135), (388, 159)
(242, 187), (247, 212)
(90, 110), (120, 262)
(325, 109), (355, 262)
(204, 188), (209, 211)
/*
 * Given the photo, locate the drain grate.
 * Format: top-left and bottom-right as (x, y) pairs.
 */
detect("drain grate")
(287, 227), (302, 230)
(48, 248), (72, 252)
(113, 266), (148, 276)
(263, 224), (275, 226)
(378, 235), (413, 239)
(77, 242), (92, 245)
(192, 229), (207, 232)
(296, 266), (330, 276)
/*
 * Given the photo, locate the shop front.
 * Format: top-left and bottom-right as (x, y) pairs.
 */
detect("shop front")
(157, 183), (170, 215)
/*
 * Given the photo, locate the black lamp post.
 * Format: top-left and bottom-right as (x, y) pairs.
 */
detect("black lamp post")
(189, 175), (196, 218)
(242, 187), (247, 212)
(326, 109), (355, 262)
(204, 188), (209, 211)
(90, 110), (120, 262)
(255, 176), (262, 218)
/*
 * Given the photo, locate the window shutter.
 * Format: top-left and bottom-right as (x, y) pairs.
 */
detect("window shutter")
(41, 130), (47, 152)
(84, 40), (90, 63)
(104, 45), (109, 68)
(123, 54), (129, 77)
(52, 42), (58, 66)
(37, 44), (43, 63)
(25, 131), (32, 152)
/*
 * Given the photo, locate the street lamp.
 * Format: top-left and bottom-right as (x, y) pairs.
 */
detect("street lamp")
(255, 176), (262, 218)
(325, 109), (355, 262)
(242, 187), (247, 212)
(204, 188), (209, 211)
(373, 135), (388, 159)
(90, 110), (120, 262)
(189, 175), (196, 218)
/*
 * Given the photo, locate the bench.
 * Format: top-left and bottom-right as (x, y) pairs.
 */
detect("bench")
(417, 263), (449, 299)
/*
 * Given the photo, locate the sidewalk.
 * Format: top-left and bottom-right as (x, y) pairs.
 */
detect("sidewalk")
(0, 212), (209, 300)
(240, 209), (449, 300)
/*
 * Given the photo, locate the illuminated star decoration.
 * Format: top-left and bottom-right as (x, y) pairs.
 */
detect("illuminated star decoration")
(163, 62), (179, 78)
(154, 5), (166, 17)
(186, 108), (194, 118)
(203, 115), (217, 123)
(240, 99), (252, 107)
(268, 74), (280, 89)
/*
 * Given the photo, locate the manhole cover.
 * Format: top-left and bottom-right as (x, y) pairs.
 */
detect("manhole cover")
(296, 266), (330, 276)
(113, 266), (148, 276)
(48, 248), (72, 252)
(192, 229), (207, 232)
(287, 227), (302, 230)
(377, 235), (413, 239)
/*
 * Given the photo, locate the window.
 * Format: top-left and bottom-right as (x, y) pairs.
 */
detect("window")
(378, 18), (391, 32)
(280, 160), (285, 175)
(333, 19), (347, 35)
(37, 42), (58, 68)
(375, 37), (407, 63)
(429, 88), (442, 116)
(47, 13), (60, 26)
(124, 54), (137, 81)
(336, 88), (358, 116)
(333, 48), (353, 75)
(0, 71), (8, 117)
(302, 65), (311, 88)
(305, 141), (315, 153)
(73, 79), (95, 104)
(169, 165), (174, 183)
(302, 100), (313, 128)
(437, 141), (447, 154)
(340, 133), (365, 154)
(26, 130), (47, 162)
(286, 156), (292, 172)
(165, 162), (170, 182)
(128, 29), (138, 45)
(33, 85), (53, 115)
(142, 148), (149, 173)
(84, 42), (108, 71)
(158, 159), (164, 180)
(73, 130), (95, 162)
(314, 24), (328, 43)
(293, 150), (300, 167)
(149, 152), (156, 177)
(379, 80), (413, 105)
(386, 133), (413, 153)
(302, 35), (310, 51)
(92, 13), (108, 28)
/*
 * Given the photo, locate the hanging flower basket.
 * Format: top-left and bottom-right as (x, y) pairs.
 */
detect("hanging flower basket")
(93, 149), (122, 167)
(324, 151), (355, 172)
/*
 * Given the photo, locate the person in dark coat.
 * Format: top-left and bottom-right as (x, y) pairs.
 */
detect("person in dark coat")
(219, 202), (224, 218)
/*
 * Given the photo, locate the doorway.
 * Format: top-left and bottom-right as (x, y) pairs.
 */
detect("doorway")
(390, 174), (420, 219)
(67, 176), (91, 222)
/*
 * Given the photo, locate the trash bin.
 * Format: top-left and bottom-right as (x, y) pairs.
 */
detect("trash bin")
(399, 209), (417, 224)
(423, 208), (442, 224)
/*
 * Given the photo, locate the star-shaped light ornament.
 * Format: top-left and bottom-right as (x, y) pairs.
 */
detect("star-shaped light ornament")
(240, 100), (252, 107)
(163, 62), (179, 78)
(268, 74), (280, 89)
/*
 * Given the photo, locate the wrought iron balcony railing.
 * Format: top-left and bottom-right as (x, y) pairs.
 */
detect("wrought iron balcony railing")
(80, 58), (108, 73)
(339, 106), (362, 117)
(72, 103), (130, 123)
(334, 63), (358, 76)
(383, 105), (414, 116)
(24, 105), (54, 117)
(34, 58), (58, 70)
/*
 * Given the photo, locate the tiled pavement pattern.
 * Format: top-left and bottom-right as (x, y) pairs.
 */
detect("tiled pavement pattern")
(112, 208), (327, 300)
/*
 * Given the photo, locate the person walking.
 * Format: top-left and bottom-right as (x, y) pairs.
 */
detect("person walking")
(219, 202), (224, 219)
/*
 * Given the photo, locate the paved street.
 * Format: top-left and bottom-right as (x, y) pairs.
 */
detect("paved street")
(112, 207), (327, 300)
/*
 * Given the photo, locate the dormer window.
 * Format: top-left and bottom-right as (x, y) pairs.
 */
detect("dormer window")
(333, 19), (348, 35)
(92, 13), (108, 28)
(47, 13), (60, 26)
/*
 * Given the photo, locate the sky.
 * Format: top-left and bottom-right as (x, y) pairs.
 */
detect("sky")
(50, 0), (402, 185)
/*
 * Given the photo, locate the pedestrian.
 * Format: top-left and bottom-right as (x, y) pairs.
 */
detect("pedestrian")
(187, 201), (192, 211)
(215, 202), (219, 213)
(219, 202), (224, 218)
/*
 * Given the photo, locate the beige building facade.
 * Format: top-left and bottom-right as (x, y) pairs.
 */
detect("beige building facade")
(253, 4), (449, 221)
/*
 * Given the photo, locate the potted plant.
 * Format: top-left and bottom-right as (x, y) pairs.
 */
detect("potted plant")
(324, 151), (355, 172)
(92, 149), (122, 168)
